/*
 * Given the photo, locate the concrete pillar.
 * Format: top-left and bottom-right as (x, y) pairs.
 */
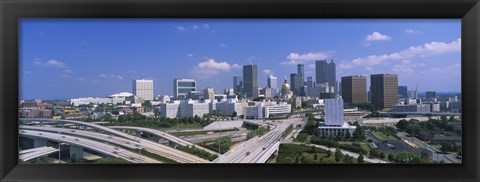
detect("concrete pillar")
(33, 138), (47, 148)
(168, 141), (178, 148)
(70, 145), (84, 160)
(152, 135), (161, 143)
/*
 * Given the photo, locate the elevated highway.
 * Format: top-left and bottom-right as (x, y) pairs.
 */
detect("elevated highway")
(109, 126), (219, 156)
(20, 129), (160, 163)
(19, 146), (59, 162)
(215, 116), (303, 163)
(20, 125), (210, 163)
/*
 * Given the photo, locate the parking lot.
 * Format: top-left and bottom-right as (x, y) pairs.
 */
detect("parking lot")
(366, 131), (421, 157)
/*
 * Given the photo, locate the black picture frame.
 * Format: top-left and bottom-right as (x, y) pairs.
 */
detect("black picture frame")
(1, 0), (479, 181)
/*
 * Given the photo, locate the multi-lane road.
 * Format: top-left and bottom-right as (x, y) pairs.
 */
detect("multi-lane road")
(20, 129), (160, 163)
(215, 116), (304, 163)
(109, 126), (219, 156)
(20, 125), (210, 163)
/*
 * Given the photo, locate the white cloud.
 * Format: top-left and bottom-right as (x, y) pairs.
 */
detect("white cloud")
(263, 69), (274, 75)
(281, 51), (332, 65)
(307, 64), (315, 68)
(99, 74), (123, 80)
(231, 63), (242, 69)
(420, 64), (460, 75)
(177, 24), (211, 32)
(60, 74), (70, 78)
(176, 26), (186, 31)
(192, 59), (240, 77)
(350, 38), (460, 66)
(392, 64), (414, 73)
(405, 29), (423, 35)
(78, 77), (87, 81)
(365, 66), (373, 71)
(365, 32), (391, 41)
(338, 62), (354, 70)
(34, 59), (66, 68)
(187, 53), (194, 57)
(219, 43), (227, 47)
(63, 69), (73, 74)
(402, 60), (411, 64)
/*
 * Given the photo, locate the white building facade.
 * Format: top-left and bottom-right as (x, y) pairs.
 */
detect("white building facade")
(319, 98), (356, 136)
(133, 80), (154, 100)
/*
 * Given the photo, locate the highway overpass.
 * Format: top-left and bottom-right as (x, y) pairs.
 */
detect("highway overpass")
(20, 129), (160, 163)
(19, 146), (59, 162)
(19, 119), (211, 163)
(109, 126), (219, 156)
(20, 126), (210, 163)
(214, 116), (303, 163)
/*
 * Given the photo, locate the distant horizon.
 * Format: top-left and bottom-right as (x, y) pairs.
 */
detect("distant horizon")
(21, 19), (461, 99)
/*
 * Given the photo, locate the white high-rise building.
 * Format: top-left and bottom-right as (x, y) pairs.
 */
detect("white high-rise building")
(319, 98), (356, 136)
(133, 80), (154, 100)
(174, 79), (196, 99)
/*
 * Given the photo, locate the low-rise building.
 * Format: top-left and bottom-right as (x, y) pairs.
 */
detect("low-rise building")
(243, 102), (291, 119)
(391, 104), (431, 113)
(215, 98), (247, 116)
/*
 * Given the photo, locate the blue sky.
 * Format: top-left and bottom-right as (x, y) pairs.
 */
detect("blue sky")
(20, 19), (461, 100)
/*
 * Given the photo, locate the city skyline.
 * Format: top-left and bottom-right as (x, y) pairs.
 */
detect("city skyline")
(21, 19), (461, 100)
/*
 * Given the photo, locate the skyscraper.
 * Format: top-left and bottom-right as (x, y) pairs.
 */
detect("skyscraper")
(267, 75), (278, 96)
(297, 64), (304, 83)
(243, 64), (258, 99)
(328, 60), (337, 95)
(370, 74), (398, 110)
(306, 76), (314, 97)
(290, 73), (303, 96)
(341, 76), (367, 104)
(132, 79), (154, 100)
(398, 86), (408, 99)
(173, 79), (196, 99)
(315, 60), (329, 85)
(233, 76), (243, 94)
(426, 91), (437, 100)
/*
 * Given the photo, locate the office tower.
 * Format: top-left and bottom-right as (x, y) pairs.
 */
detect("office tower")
(173, 79), (196, 99)
(426, 91), (437, 99)
(290, 73), (303, 96)
(233, 76), (243, 94)
(341, 76), (367, 104)
(315, 60), (329, 85)
(297, 64), (304, 83)
(324, 99), (344, 126)
(328, 60), (337, 95)
(204, 87), (215, 100)
(267, 75), (278, 96)
(132, 79), (154, 100)
(370, 74), (398, 110)
(306, 76), (314, 97)
(243, 64), (258, 99)
(398, 86), (408, 99)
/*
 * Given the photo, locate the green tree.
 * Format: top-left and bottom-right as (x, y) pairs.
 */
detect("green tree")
(440, 142), (455, 152)
(345, 131), (351, 140)
(335, 149), (343, 162)
(379, 152), (386, 159)
(388, 154), (395, 161)
(396, 119), (409, 131)
(358, 153), (365, 163)
(326, 150), (332, 158)
(314, 153), (319, 160)
(395, 152), (421, 163)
